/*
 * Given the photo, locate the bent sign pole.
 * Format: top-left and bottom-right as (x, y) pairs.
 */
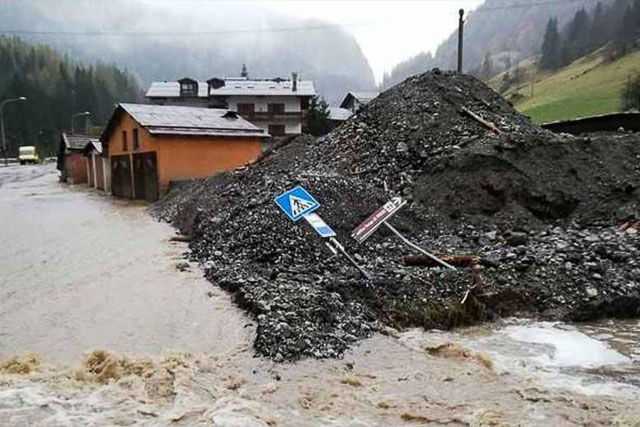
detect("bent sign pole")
(383, 222), (456, 271)
(351, 197), (456, 271)
(275, 186), (371, 280)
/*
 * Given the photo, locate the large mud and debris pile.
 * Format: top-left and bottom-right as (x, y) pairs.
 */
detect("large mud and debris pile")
(155, 70), (640, 361)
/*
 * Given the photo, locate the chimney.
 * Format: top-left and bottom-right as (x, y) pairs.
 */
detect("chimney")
(292, 72), (298, 92)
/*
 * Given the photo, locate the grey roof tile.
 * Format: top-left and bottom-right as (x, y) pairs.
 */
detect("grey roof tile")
(117, 103), (267, 138)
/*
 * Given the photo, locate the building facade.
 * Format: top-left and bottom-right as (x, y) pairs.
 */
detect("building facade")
(83, 141), (110, 192)
(145, 75), (316, 136)
(101, 103), (267, 201)
(57, 133), (98, 184)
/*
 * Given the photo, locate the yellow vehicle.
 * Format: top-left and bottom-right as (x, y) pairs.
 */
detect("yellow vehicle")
(19, 146), (40, 165)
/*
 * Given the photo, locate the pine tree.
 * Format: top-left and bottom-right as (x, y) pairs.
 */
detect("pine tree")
(307, 96), (331, 136)
(540, 18), (562, 70)
(615, 6), (637, 55)
(481, 51), (494, 80)
(565, 8), (591, 62)
(240, 63), (248, 78)
(633, 0), (640, 30)
(622, 73), (640, 110)
(590, 2), (608, 48)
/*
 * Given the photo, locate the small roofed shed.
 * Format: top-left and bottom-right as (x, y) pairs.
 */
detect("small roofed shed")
(339, 92), (378, 113)
(83, 140), (110, 192)
(328, 107), (353, 122)
(100, 103), (268, 201)
(57, 133), (99, 184)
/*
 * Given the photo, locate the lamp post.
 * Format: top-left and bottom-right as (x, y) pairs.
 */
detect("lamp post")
(71, 111), (90, 134)
(1, 96), (27, 167)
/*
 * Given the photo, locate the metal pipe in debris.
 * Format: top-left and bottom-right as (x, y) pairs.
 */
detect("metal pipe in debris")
(383, 222), (457, 271)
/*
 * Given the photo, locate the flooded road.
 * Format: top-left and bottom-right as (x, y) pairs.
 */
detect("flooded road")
(0, 164), (251, 363)
(1, 165), (638, 425)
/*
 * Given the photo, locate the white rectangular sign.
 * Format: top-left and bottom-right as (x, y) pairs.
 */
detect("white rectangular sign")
(303, 212), (337, 238)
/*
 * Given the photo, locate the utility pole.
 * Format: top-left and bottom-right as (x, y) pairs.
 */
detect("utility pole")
(458, 9), (465, 74)
(1, 96), (27, 167)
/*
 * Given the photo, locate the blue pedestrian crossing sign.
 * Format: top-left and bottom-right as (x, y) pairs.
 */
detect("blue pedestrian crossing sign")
(274, 186), (320, 222)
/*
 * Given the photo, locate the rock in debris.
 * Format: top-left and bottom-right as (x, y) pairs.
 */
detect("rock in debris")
(505, 231), (529, 247)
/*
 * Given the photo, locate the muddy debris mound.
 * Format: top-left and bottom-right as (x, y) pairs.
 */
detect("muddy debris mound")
(324, 70), (639, 225)
(155, 70), (640, 361)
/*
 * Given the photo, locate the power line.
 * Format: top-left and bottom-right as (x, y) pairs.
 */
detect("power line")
(475, 0), (590, 12)
(0, 0), (594, 37)
(0, 21), (378, 37)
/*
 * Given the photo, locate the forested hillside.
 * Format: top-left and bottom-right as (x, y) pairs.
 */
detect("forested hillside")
(0, 36), (140, 157)
(0, 1), (376, 103)
(539, 0), (640, 71)
(383, 0), (609, 89)
(492, 0), (640, 123)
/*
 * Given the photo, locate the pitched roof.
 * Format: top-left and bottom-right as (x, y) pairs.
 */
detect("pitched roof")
(328, 107), (353, 121)
(145, 78), (316, 98)
(61, 133), (100, 151)
(339, 91), (379, 109)
(83, 140), (103, 155)
(101, 103), (268, 142)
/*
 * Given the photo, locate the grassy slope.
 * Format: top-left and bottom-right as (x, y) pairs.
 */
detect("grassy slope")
(489, 48), (640, 123)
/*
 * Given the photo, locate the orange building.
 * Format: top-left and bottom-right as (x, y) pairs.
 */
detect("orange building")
(100, 103), (268, 201)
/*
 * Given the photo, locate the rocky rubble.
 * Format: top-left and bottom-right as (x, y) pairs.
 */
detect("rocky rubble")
(154, 70), (640, 361)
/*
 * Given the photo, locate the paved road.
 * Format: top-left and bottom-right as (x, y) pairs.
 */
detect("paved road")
(0, 164), (250, 363)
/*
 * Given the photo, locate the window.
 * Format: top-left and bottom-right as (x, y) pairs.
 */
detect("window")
(178, 78), (198, 97)
(133, 128), (139, 150)
(267, 103), (285, 114)
(236, 103), (255, 114)
(268, 124), (285, 136)
(122, 130), (127, 152)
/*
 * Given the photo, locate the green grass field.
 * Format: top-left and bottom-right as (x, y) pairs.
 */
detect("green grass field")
(492, 49), (640, 123)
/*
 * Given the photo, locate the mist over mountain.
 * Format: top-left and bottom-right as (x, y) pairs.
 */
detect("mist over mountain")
(0, 1), (376, 103)
(383, 0), (609, 88)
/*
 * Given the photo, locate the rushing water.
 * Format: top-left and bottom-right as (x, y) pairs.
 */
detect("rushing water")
(0, 165), (252, 363)
(1, 165), (638, 426)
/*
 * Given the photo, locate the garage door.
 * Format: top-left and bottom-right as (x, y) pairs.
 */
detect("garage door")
(133, 151), (159, 202)
(111, 155), (133, 199)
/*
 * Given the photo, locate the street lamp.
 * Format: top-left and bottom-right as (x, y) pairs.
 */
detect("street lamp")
(1, 96), (27, 167)
(71, 111), (90, 134)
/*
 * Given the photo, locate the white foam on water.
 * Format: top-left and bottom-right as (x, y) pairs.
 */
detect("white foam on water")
(501, 322), (630, 368)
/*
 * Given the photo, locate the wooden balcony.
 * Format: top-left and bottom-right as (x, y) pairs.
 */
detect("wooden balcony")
(240, 111), (305, 122)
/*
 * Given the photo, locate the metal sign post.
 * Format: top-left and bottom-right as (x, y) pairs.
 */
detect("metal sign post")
(352, 197), (407, 243)
(383, 222), (456, 270)
(275, 186), (371, 280)
(352, 197), (456, 271)
(325, 237), (371, 280)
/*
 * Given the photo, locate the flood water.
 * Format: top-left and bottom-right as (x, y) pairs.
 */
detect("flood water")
(0, 164), (251, 363)
(1, 164), (638, 426)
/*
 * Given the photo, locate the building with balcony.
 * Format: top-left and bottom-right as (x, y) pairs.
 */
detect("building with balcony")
(145, 75), (316, 136)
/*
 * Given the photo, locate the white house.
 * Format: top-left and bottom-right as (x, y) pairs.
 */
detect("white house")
(145, 74), (316, 136)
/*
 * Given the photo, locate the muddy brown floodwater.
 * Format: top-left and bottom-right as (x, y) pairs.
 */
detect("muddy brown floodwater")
(0, 164), (252, 362)
(1, 165), (639, 426)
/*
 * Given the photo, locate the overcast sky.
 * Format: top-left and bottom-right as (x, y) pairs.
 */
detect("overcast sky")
(265, 0), (483, 83)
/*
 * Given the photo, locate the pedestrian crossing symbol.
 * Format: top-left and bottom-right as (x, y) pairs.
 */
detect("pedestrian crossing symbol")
(275, 186), (321, 222)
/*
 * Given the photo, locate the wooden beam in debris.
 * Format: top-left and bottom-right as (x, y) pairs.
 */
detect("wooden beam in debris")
(404, 255), (479, 268)
(460, 107), (503, 135)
